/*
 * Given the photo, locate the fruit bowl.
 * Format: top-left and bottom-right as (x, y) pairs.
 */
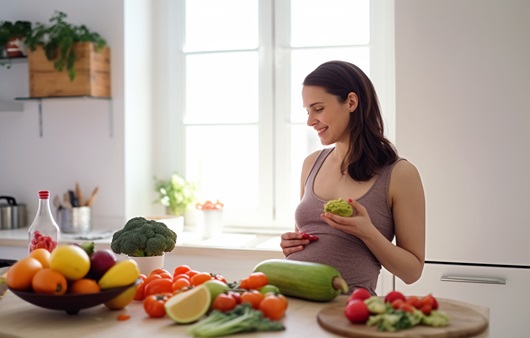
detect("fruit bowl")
(8, 278), (141, 315)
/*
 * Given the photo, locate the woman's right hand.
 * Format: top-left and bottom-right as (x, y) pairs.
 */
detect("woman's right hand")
(280, 232), (309, 256)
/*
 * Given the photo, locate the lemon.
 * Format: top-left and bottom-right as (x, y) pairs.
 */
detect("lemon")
(165, 284), (211, 324)
(98, 259), (140, 289)
(104, 284), (138, 310)
(49, 244), (90, 280)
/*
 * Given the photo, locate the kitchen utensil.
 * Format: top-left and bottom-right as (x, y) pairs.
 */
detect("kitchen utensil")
(8, 278), (141, 315)
(62, 193), (72, 208)
(75, 182), (84, 206)
(68, 190), (80, 207)
(57, 206), (91, 234)
(0, 196), (27, 229)
(85, 186), (99, 206)
(317, 297), (488, 338)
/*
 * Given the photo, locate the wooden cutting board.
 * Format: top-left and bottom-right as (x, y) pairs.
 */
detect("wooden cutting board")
(317, 298), (488, 338)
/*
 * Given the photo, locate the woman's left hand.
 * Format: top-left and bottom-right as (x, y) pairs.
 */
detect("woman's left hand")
(320, 199), (375, 239)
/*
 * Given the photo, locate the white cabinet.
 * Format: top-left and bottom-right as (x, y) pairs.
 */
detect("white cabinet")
(395, 263), (530, 337)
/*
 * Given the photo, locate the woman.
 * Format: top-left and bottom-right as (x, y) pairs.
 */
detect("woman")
(280, 61), (425, 295)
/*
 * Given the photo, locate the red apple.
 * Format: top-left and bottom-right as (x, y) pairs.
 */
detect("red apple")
(87, 249), (117, 280)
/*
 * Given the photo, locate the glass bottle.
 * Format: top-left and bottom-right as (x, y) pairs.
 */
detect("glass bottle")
(28, 190), (60, 253)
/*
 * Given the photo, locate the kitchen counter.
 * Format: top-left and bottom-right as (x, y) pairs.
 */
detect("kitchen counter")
(0, 292), (489, 338)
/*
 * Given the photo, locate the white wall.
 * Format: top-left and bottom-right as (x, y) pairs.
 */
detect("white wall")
(0, 0), (161, 231)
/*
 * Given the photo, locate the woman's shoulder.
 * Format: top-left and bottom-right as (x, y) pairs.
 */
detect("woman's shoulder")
(389, 158), (424, 197)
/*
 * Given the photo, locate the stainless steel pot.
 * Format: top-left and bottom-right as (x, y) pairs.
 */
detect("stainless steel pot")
(0, 196), (27, 230)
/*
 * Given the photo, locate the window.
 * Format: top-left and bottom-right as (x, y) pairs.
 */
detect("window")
(165, 0), (394, 231)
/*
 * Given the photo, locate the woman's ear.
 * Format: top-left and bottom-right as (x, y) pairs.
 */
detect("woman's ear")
(348, 92), (359, 112)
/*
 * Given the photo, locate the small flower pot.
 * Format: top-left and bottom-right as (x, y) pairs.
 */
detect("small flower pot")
(129, 254), (165, 275)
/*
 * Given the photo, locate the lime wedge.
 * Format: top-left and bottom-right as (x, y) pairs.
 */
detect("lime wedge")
(165, 284), (211, 324)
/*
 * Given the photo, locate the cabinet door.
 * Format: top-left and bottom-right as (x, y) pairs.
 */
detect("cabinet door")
(395, 263), (530, 337)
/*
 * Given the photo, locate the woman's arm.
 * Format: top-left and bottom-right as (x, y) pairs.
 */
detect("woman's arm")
(322, 160), (426, 284)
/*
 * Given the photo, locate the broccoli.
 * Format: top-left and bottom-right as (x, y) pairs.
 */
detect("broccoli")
(110, 216), (177, 257)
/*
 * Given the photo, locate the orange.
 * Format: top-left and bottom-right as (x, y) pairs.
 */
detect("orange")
(69, 278), (101, 294)
(29, 248), (51, 268)
(32, 268), (67, 295)
(6, 257), (43, 291)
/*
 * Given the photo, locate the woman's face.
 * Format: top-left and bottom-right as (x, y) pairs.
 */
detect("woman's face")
(302, 85), (356, 146)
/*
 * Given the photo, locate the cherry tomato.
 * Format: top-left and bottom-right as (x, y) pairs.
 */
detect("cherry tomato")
(133, 274), (148, 301)
(420, 294), (439, 310)
(344, 299), (370, 324)
(420, 303), (433, 315)
(246, 272), (268, 290)
(240, 290), (265, 310)
(190, 272), (213, 286)
(212, 293), (238, 312)
(149, 268), (173, 280)
(347, 288), (371, 303)
(405, 295), (422, 309)
(228, 290), (242, 304)
(239, 278), (249, 289)
(258, 294), (286, 320)
(144, 278), (173, 297)
(171, 278), (191, 292)
(143, 293), (171, 318)
(384, 290), (406, 304)
(173, 264), (191, 277)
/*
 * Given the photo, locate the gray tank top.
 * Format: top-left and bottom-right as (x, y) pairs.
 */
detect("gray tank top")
(287, 147), (402, 295)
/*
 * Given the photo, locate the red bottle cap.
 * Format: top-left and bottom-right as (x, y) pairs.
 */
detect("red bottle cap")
(38, 190), (50, 199)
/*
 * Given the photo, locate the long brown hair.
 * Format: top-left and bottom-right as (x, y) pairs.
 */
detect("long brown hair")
(303, 60), (397, 181)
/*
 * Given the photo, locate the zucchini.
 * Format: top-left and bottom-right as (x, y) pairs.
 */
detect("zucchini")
(253, 259), (348, 302)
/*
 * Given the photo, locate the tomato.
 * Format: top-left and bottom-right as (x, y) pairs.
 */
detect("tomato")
(391, 298), (405, 310)
(239, 278), (249, 289)
(259, 294), (286, 320)
(144, 278), (173, 297)
(344, 299), (370, 324)
(190, 272), (213, 286)
(420, 294), (439, 310)
(149, 268), (173, 280)
(212, 293), (238, 312)
(171, 278), (191, 292)
(143, 293), (171, 318)
(246, 272), (268, 290)
(420, 303), (432, 315)
(143, 273), (162, 286)
(172, 273), (190, 282)
(228, 291), (242, 304)
(240, 290), (265, 310)
(384, 290), (406, 304)
(173, 264), (191, 277)
(405, 295), (422, 309)
(398, 302), (415, 314)
(347, 288), (371, 303)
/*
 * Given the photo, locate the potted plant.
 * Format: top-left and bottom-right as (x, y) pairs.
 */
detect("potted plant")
(24, 11), (111, 97)
(25, 11), (106, 81)
(110, 216), (177, 274)
(0, 20), (32, 65)
(154, 173), (197, 217)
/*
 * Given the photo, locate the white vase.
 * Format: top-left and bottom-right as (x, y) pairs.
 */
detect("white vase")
(129, 254), (165, 275)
